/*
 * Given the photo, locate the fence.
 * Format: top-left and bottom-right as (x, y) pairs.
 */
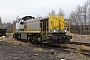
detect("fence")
(70, 25), (90, 35)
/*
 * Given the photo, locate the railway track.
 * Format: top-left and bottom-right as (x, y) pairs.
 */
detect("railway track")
(34, 43), (90, 57)
(69, 42), (90, 46)
(80, 50), (90, 56)
(56, 47), (90, 57)
(47, 42), (90, 57)
(65, 42), (90, 57)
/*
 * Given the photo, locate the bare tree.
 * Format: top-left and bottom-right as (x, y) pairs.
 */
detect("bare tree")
(82, 1), (89, 34)
(70, 5), (83, 25)
(49, 9), (56, 15)
(0, 17), (2, 25)
(58, 8), (64, 16)
(82, 1), (89, 23)
(69, 1), (89, 34)
(88, 0), (90, 27)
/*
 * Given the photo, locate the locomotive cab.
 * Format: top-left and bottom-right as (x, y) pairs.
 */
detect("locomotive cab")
(20, 19), (24, 25)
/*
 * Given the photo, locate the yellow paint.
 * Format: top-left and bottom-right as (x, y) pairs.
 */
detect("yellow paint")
(49, 15), (65, 30)
(65, 21), (71, 32)
(13, 26), (16, 33)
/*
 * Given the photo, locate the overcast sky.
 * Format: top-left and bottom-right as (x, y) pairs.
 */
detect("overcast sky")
(0, 0), (87, 23)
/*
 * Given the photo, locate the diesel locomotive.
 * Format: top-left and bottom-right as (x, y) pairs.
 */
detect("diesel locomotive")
(13, 15), (72, 45)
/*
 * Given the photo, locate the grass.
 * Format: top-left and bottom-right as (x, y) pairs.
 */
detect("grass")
(88, 58), (90, 60)
(77, 52), (86, 58)
(79, 44), (90, 51)
(60, 44), (70, 47)
(0, 36), (31, 46)
(34, 48), (43, 52)
(75, 44), (90, 58)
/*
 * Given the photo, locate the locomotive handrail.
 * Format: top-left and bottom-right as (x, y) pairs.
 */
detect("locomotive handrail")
(46, 21), (48, 36)
(64, 21), (71, 32)
(20, 31), (41, 33)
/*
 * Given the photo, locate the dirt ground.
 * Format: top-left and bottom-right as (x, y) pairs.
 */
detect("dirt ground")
(70, 33), (90, 43)
(0, 33), (90, 60)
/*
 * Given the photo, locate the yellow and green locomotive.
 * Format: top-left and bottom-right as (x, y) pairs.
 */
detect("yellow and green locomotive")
(13, 15), (72, 45)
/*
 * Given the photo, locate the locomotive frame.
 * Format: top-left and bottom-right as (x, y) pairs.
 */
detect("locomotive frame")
(13, 15), (72, 45)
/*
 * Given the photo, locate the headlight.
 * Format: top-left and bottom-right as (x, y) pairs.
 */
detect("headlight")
(53, 28), (57, 32)
(54, 30), (56, 32)
(64, 28), (67, 32)
(65, 30), (67, 32)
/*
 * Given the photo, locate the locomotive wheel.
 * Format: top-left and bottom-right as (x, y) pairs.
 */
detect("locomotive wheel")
(29, 37), (33, 43)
